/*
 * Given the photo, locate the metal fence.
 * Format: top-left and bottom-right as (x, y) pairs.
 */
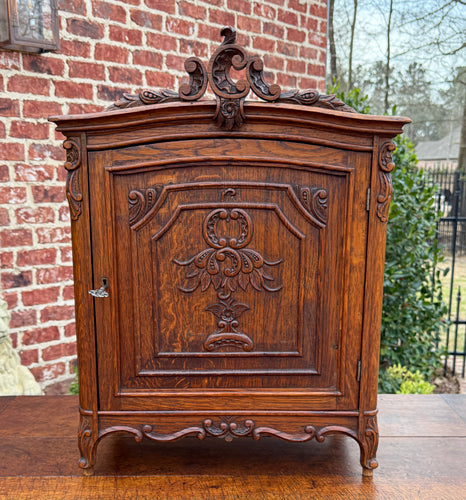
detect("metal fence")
(426, 165), (466, 377)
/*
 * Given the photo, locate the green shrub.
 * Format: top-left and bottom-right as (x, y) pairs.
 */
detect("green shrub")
(378, 364), (435, 394)
(69, 366), (79, 395)
(330, 85), (446, 391)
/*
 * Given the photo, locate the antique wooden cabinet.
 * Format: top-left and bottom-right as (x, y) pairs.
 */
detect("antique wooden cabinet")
(50, 28), (409, 476)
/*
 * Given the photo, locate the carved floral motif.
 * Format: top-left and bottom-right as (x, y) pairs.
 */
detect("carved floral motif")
(63, 139), (83, 221)
(106, 26), (356, 128)
(174, 206), (283, 352)
(376, 142), (396, 223)
(128, 187), (160, 227)
(360, 415), (379, 471)
(298, 187), (329, 226)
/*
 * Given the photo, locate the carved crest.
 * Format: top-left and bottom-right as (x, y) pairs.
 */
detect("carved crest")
(63, 139), (83, 221)
(376, 142), (396, 223)
(107, 26), (356, 128)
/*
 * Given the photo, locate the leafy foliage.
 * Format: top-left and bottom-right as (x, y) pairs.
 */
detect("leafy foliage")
(329, 85), (447, 392)
(69, 366), (79, 395)
(378, 364), (435, 394)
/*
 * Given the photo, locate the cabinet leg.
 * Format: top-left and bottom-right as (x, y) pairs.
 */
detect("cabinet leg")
(78, 413), (98, 473)
(359, 414), (379, 475)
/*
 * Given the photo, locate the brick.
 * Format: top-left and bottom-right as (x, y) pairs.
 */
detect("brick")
(23, 100), (62, 118)
(0, 121), (5, 138)
(209, 8), (235, 26)
(166, 54), (186, 70)
(0, 143), (24, 161)
(166, 18), (194, 36)
(58, 206), (71, 222)
(36, 266), (74, 285)
(58, 0), (86, 15)
(289, 0), (308, 13)
(0, 98), (19, 117)
(310, 3), (327, 19)
(287, 28), (306, 43)
(309, 32), (326, 49)
(59, 40), (91, 58)
(14, 163), (55, 182)
(307, 63), (326, 78)
(227, 0), (251, 14)
(133, 50), (163, 68)
(319, 19), (327, 34)
(20, 349), (39, 365)
(17, 248), (57, 267)
(300, 46), (318, 61)
(10, 309), (37, 329)
(268, 0), (286, 5)
(97, 85), (129, 102)
(63, 285), (75, 301)
(146, 33), (177, 52)
(254, 3), (276, 19)
(0, 165), (8, 182)
(95, 44), (129, 64)
(22, 287), (60, 307)
(65, 323), (76, 337)
(236, 16), (261, 34)
(36, 227), (71, 244)
(22, 326), (60, 345)
(42, 342), (77, 361)
(4, 293), (18, 311)
(108, 66), (143, 85)
(145, 0), (175, 13)
(145, 71), (175, 89)
(28, 144), (65, 162)
(0, 207), (10, 226)
(32, 186), (65, 203)
(0, 187), (27, 204)
(130, 9), (163, 29)
(40, 305), (75, 322)
(179, 1), (207, 19)
(10, 121), (50, 140)
(263, 54), (285, 71)
(0, 51), (20, 70)
(30, 362), (66, 382)
(319, 50), (326, 64)
(263, 22), (285, 38)
(68, 103), (104, 114)
(302, 16), (318, 32)
(60, 247), (73, 263)
(287, 59), (306, 74)
(94, 1), (127, 23)
(253, 37), (276, 52)
(109, 26), (142, 46)
(22, 55), (65, 76)
(1, 251), (14, 269)
(7, 75), (49, 95)
(278, 41), (299, 58)
(1, 270), (32, 289)
(15, 207), (55, 224)
(0, 228), (33, 247)
(54, 81), (93, 100)
(278, 9), (299, 26)
(68, 61), (106, 81)
(179, 40), (208, 58)
(67, 18), (104, 39)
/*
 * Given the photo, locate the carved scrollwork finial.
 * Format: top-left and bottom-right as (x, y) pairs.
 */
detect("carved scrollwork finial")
(106, 26), (356, 127)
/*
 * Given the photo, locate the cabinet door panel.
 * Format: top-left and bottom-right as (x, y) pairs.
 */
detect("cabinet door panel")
(90, 146), (365, 410)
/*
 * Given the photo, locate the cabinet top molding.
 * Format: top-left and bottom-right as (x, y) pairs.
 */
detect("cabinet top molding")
(105, 26), (357, 129)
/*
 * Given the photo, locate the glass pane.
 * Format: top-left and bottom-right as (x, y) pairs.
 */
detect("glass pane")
(0, 0), (9, 41)
(16, 0), (54, 42)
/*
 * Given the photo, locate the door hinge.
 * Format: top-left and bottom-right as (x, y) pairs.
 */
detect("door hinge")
(366, 187), (371, 211)
(356, 360), (361, 382)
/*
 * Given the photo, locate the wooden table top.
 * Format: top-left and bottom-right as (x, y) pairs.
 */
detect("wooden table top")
(0, 394), (465, 499)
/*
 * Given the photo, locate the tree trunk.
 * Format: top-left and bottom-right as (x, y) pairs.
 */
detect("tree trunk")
(328, 0), (338, 84)
(384, 0), (394, 114)
(348, 0), (358, 90)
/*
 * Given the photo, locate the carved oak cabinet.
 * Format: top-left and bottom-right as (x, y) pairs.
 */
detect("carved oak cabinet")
(50, 28), (409, 476)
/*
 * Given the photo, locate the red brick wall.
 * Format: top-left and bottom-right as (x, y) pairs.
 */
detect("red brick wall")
(0, 0), (327, 393)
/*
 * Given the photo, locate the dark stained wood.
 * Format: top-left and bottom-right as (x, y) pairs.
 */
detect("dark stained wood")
(0, 395), (465, 499)
(48, 27), (410, 476)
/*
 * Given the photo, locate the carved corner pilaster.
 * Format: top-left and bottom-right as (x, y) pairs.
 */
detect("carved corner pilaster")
(63, 138), (83, 221)
(78, 411), (98, 474)
(376, 142), (396, 223)
(359, 414), (379, 475)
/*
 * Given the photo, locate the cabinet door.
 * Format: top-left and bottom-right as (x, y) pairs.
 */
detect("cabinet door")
(89, 139), (368, 411)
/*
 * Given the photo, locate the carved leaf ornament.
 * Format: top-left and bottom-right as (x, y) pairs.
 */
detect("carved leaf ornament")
(107, 26), (356, 128)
